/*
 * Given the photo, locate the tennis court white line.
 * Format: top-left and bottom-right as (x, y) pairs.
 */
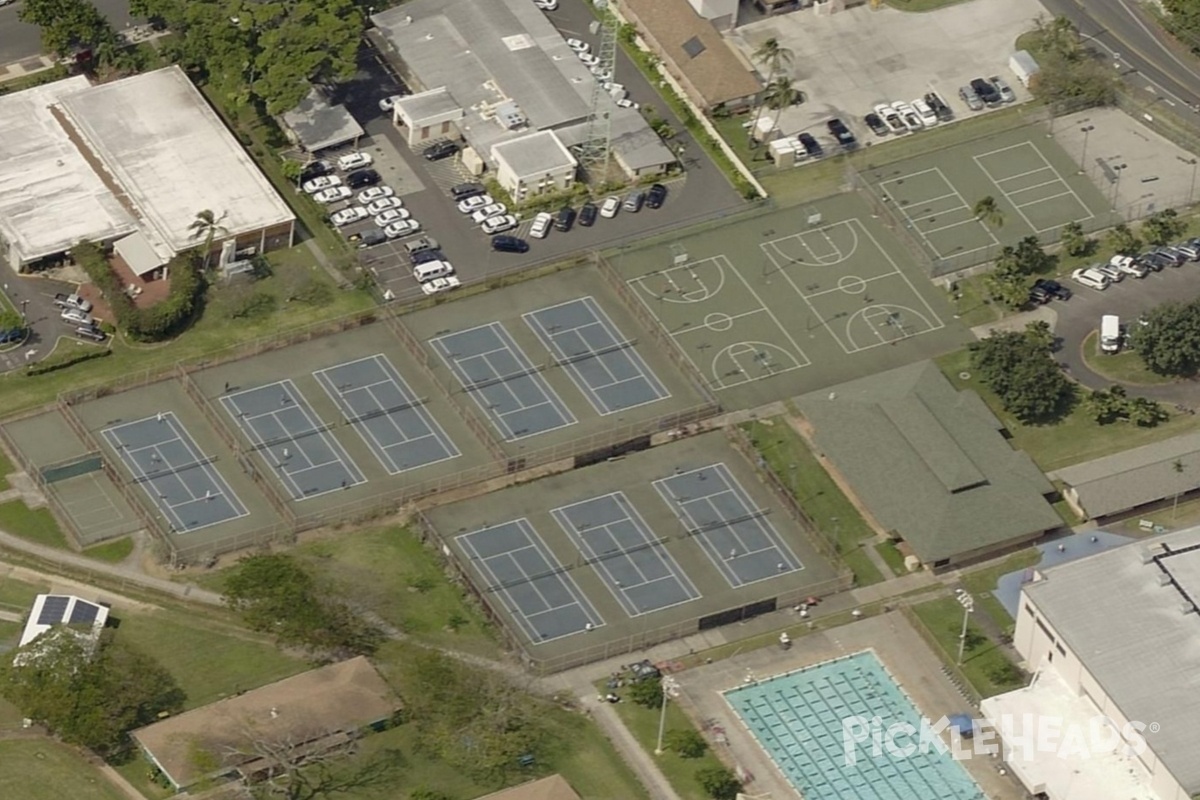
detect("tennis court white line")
(919, 216), (987, 237)
(1003, 178), (1069, 198)
(990, 165), (1055, 185)
(880, 166), (1000, 259)
(973, 142), (1095, 232)
(1016, 190), (1079, 207)
(897, 190), (969, 208)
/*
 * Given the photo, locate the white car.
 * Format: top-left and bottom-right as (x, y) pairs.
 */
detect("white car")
(481, 214), (518, 235)
(366, 197), (403, 215)
(616, 98), (639, 110)
(874, 103), (906, 134)
(912, 97), (938, 127)
(1110, 254), (1148, 278)
(457, 194), (494, 214)
(590, 65), (612, 82)
(471, 203), (507, 224)
(1093, 262), (1124, 283)
(600, 195), (621, 218)
(421, 275), (462, 295)
(1071, 267), (1110, 291)
(530, 212), (553, 239)
(566, 38), (589, 54)
(313, 186), (352, 204)
(331, 206), (368, 227)
(302, 175), (342, 193)
(357, 186), (395, 204)
(378, 95), (404, 112)
(534, 0), (558, 9)
(384, 219), (421, 238)
(337, 152), (373, 171)
(891, 101), (922, 132)
(374, 208), (412, 227)
(578, 52), (600, 68)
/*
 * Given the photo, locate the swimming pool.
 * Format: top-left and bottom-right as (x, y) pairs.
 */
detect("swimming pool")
(725, 651), (984, 800)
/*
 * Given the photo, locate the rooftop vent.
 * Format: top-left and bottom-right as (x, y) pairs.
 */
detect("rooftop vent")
(682, 36), (706, 59)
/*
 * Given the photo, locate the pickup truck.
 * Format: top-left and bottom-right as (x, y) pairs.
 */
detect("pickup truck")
(54, 292), (93, 313)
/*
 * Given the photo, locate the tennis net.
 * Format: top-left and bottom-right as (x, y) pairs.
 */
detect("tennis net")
(343, 397), (427, 424)
(683, 508), (771, 537)
(462, 365), (542, 393)
(131, 455), (216, 483)
(553, 338), (637, 367)
(248, 422), (334, 452)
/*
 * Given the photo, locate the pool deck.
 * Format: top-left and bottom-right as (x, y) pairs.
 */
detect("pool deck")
(673, 612), (1026, 800)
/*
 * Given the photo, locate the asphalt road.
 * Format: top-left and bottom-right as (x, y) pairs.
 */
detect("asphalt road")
(0, 0), (138, 65)
(1042, 0), (1200, 114)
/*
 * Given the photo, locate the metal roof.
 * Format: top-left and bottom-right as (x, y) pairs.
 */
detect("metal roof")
(491, 130), (576, 178)
(281, 89), (365, 153)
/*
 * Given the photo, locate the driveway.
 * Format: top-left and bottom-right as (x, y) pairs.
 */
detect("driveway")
(0, 0), (137, 65)
(0, 274), (91, 372)
(1047, 262), (1200, 405)
(724, 0), (1045, 147)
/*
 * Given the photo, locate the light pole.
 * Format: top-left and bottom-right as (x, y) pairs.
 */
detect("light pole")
(654, 675), (681, 755)
(19, 299), (28, 319)
(1078, 125), (1094, 175)
(956, 591), (975, 666)
(1110, 163), (1128, 211)
(1178, 156), (1198, 205)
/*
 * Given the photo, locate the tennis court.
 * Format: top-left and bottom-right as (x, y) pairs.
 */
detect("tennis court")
(430, 321), (576, 441)
(654, 463), (802, 588)
(220, 380), (366, 500)
(457, 518), (604, 642)
(101, 412), (248, 533)
(312, 354), (460, 475)
(550, 491), (701, 616)
(524, 296), (671, 416)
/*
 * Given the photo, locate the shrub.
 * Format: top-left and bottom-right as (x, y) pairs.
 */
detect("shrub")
(26, 346), (112, 376)
(696, 766), (742, 800)
(665, 728), (708, 758)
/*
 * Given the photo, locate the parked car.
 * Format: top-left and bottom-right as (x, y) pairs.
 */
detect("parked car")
(457, 194), (494, 214)
(313, 186), (352, 204)
(357, 186), (395, 204)
(530, 212), (553, 239)
(331, 206), (368, 227)
(827, 118), (857, 147)
(911, 97), (938, 127)
(421, 275), (462, 295)
(345, 169), (381, 189)
(566, 38), (589, 54)
(300, 160), (332, 183)
(470, 203), (507, 224)
(1173, 241), (1200, 260)
(797, 132), (823, 157)
(864, 112), (889, 136)
(874, 103), (906, 133)
(534, 0), (557, 10)
(959, 85), (984, 111)
(422, 141), (459, 161)
(1071, 267), (1110, 290)
(1140, 251), (1171, 271)
(0, 326), (26, 344)
(481, 214), (518, 235)
(412, 248), (444, 265)
(450, 182), (486, 201)
(970, 77), (1001, 105)
(337, 152), (373, 171)
(579, 201), (599, 226)
(1093, 262), (1125, 283)
(925, 91), (953, 122)
(374, 209), (412, 227)
(590, 65), (612, 82)
(989, 76), (1016, 103)
(384, 219), (421, 238)
(302, 175), (341, 194)
(579, 52), (600, 68)
(366, 198), (403, 215)
(54, 292), (92, 313)
(1110, 254), (1148, 278)
(378, 95), (404, 112)
(355, 229), (388, 249)
(1155, 247), (1187, 266)
(615, 98), (639, 110)
(1160, 245), (1191, 263)
(555, 206), (576, 232)
(646, 183), (668, 209)
(405, 236), (440, 255)
(1030, 278), (1072, 303)
(492, 235), (529, 254)
(623, 189), (645, 213)
(600, 195), (621, 219)
(74, 325), (105, 343)
(891, 101), (922, 131)
(60, 308), (93, 326)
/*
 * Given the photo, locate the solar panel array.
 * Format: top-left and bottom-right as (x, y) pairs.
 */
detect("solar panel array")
(69, 601), (100, 626)
(36, 595), (70, 625)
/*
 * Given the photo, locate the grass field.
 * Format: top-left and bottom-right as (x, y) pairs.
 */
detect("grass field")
(938, 348), (1200, 470)
(874, 540), (907, 576)
(0, 447), (13, 490)
(960, 549), (1041, 634)
(0, 739), (127, 800)
(742, 418), (884, 586)
(910, 597), (1026, 698)
(1082, 331), (1174, 385)
(0, 501), (68, 549)
(83, 537), (134, 564)
(0, 575), (45, 612)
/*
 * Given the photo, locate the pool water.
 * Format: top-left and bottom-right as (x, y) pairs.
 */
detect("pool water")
(725, 651), (985, 800)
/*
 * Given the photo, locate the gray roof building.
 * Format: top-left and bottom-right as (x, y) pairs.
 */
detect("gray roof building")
(281, 88), (365, 153)
(1018, 527), (1200, 796)
(795, 361), (1060, 566)
(492, 131), (576, 179)
(1051, 431), (1200, 520)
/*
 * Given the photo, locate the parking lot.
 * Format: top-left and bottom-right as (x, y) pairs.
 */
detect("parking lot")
(725, 0), (1044, 149)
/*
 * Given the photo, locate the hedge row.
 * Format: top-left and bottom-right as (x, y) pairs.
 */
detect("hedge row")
(26, 346), (112, 376)
(70, 242), (204, 342)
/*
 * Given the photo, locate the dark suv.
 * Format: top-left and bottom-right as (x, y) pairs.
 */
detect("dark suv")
(797, 132), (822, 157)
(925, 92), (953, 122)
(826, 118), (856, 148)
(970, 77), (1001, 105)
(646, 183), (667, 209)
(1029, 278), (1071, 304)
(450, 182), (485, 201)
(422, 140), (459, 161)
(300, 160), (332, 183)
(579, 201), (598, 227)
(554, 206), (576, 232)
(346, 169), (381, 189)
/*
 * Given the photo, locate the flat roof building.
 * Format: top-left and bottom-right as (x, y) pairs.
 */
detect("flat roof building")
(281, 88), (365, 153)
(0, 66), (295, 274)
(18, 593), (109, 649)
(492, 131), (577, 198)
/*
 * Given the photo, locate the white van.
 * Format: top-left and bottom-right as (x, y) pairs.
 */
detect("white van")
(1100, 315), (1121, 353)
(413, 260), (455, 283)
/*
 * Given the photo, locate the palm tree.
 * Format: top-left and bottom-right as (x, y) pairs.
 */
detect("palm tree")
(973, 196), (1005, 229)
(748, 38), (794, 147)
(189, 209), (229, 271)
(764, 78), (798, 139)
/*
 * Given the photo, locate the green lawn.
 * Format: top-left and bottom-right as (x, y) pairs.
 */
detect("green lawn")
(741, 419), (885, 586)
(116, 608), (307, 710)
(911, 597), (1026, 698)
(0, 442), (14, 491)
(83, 537), (134, 564)
(938, 348), (1200, 470)
(960, 549), (1041, 635)
(1081, 331), (1174, 385)
(948, 276), (1003, 328)
(0, 575), (45, 612)
(0, 501), (68, 549)
(874, 540), (907, 576)
(0, 739), (127, 800)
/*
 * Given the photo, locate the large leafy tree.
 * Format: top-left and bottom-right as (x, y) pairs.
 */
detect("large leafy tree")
(969, 325), (1074, 422)
(0, 629), (185, 759)
(1162, 0), (1200, 53)
(19, 0), (118, 60)
(1142, 209), (1187, 246)
(131, 0), (363, 114)
(1134, 299), (1200, 376)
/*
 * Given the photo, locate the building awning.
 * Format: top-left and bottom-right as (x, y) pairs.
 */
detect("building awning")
(114, 231), (166, 277)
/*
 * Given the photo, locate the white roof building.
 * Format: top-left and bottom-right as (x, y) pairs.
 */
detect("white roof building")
(18, 593), (109, 649)
(984, 527), (1200, 800)
(0, 66), (295, 274)
(491, 131), (577, 198)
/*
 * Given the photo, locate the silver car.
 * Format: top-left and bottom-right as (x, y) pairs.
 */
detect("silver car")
(958, 85), (984, 112)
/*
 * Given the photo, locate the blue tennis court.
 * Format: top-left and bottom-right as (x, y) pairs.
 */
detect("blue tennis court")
(551, 491), (700, 617)
(101, 412), (248, 533)
(313, 354), (460, 475)
(220, 380), (366, 501)
(430, 322), (576, 441)
(524, 296), (670, 415)
(457, 519), (602, 643)
(654, 463), (802, 587)
(726, 652), (984, 800)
